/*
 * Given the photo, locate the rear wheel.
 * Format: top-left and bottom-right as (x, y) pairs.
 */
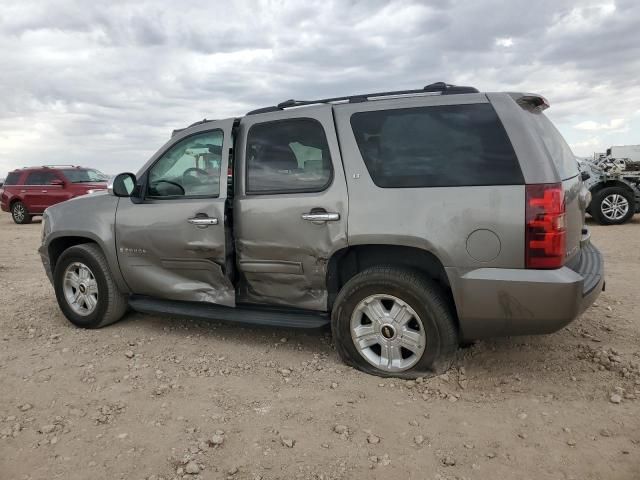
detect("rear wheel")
(331, 266), (458, 378)
(11, 201), (32, 224)
(591, 186), (635, 225)
(53, 243), (128, 328)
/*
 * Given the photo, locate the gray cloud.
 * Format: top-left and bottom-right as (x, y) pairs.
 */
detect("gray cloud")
(1, 0), (639, 177)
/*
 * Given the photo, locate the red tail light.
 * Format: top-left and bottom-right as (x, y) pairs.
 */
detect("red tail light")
(525, 183), (566, 269)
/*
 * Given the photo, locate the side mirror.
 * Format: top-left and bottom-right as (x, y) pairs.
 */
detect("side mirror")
(108, 172), (137, 197)
(50, 179), (65, 186)
(580, 171), (590, 182)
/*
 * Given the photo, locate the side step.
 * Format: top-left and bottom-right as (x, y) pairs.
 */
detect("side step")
(128, 295), (330, 329)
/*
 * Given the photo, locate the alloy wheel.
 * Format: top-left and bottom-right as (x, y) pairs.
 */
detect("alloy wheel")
(350, 294), (426, 372)
(62, 262), (99, 316)
(601, 194), (629, 221)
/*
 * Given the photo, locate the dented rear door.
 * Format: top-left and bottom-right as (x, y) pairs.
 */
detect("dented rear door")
(115, 119), (236, 306)
(234, 105), (348, 311)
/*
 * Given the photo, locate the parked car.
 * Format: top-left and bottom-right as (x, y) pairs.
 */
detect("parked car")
(577, 155), (640, 225)
(1, 166), (108, 224)
(39, 82), (604, 378)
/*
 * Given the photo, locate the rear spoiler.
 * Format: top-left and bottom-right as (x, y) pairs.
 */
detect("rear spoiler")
(508, 92), (550, 111)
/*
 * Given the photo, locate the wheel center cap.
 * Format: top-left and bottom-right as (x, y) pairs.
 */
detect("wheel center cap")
(381, 324), (396, 340)
(79, 284), (87, 294)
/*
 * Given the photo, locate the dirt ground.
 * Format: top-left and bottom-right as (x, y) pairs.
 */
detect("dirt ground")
(0, 213), (639, 480)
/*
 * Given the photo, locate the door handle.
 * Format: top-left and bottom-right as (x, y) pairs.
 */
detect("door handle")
(42, 190), (48, 193)
(301, 212), (340, 222)
(187, 217), (218, 227)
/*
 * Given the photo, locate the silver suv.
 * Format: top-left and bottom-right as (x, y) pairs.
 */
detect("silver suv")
(39, 82), (604, 378)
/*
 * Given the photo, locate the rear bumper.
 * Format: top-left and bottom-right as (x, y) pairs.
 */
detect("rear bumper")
(448, 243), (604, 340)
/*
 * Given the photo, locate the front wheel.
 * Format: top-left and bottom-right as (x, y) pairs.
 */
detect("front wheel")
(591, 186), (635, 225)
(53, 243), (128, 328)
(331, 266), (458, 378)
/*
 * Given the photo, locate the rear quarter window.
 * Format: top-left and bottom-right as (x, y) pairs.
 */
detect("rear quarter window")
(4, 172), (21, 185)
(525, 111), (579, 180)
(350, 103), (524, 188)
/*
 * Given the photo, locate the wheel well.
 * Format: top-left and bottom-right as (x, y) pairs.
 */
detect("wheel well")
(590, 180), (635, 196)
(48, 237), (97, 271)
(326, 244), (455, 312)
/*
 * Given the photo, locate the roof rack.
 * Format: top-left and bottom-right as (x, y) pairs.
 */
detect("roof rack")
(41, 165), (77, 168)
(246, 82), (479, 115)
(172, 118), (217, 137)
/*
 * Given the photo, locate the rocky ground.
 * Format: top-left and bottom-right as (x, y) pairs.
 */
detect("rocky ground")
(0, 213), (639, 480)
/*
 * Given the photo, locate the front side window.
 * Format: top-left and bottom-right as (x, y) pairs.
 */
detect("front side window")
(246, 119), (332, 194)
(350, 103), (524, 188)
(148, 130), (223, 198)
(60, 169), (108, 183)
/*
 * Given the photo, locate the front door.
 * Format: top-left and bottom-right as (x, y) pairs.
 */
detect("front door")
(234, 106), (348, 311)
(115, 119), (235, 306)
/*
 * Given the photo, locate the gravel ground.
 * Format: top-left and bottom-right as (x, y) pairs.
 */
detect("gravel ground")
(1, 213), (639, 480)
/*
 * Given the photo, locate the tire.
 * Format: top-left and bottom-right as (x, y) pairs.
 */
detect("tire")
(591, 186), (635, 225)
(53, 243), (128, 329)
(11, 201), (32, 224)
(331, 266), (458, 378)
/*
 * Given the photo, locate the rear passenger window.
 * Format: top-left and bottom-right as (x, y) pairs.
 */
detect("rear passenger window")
(25, 172), (58, 185)
(350, 104), (524, 188)
(246, 119), (332, 194)
(4, 172), (20, 185)
(25, 172), (44, 185)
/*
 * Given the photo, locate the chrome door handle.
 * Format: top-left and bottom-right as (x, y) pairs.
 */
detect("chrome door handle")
(301, 212), (340, 222)
(42, 190), (48, 193)
(187, 217), (218, 227)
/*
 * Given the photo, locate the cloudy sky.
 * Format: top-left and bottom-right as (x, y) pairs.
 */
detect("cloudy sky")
(1, 0), (639, 178)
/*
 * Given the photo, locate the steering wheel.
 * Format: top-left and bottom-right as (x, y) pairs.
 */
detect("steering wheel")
(183, 167), (209, 181)
(150, 179), (185, 196)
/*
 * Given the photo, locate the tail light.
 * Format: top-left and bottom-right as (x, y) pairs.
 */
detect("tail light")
(525, 183), (566, 269)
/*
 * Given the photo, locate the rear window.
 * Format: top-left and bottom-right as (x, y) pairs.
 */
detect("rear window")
(350, 103), (523, 188)
(4, 172), (21, 185)
(525, 112), (579, 180)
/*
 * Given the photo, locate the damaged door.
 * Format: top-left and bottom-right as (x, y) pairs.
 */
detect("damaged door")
(234, 106), (348, 311)
(115, 119), (235, 306)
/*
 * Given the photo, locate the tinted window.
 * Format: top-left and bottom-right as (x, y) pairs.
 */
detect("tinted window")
(246, 119), (332, 194)
(25, 171), (58, 185)
(4, 172), (20, 185)
(148, 130), (223, 198)
(60, 169), (108, 183)
(350, 103), (524, 188)
(526, 111), (579, 180)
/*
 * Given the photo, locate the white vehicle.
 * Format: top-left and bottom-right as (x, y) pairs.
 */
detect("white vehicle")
(607, 145), (640, 162)
(579, 147), (640, 225)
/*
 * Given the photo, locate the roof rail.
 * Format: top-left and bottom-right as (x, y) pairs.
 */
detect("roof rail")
(172, 118), (217, 137)
(41, 165), (77, 168)
(246, 82), (479, 115)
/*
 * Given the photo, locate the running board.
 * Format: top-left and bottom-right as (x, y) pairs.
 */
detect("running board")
(128, 295), (330, 329)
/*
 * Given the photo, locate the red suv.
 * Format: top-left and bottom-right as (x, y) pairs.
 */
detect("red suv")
(0, 166), (108, 224)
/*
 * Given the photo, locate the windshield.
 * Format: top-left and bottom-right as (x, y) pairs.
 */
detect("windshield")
(60, 169), (108, 183)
